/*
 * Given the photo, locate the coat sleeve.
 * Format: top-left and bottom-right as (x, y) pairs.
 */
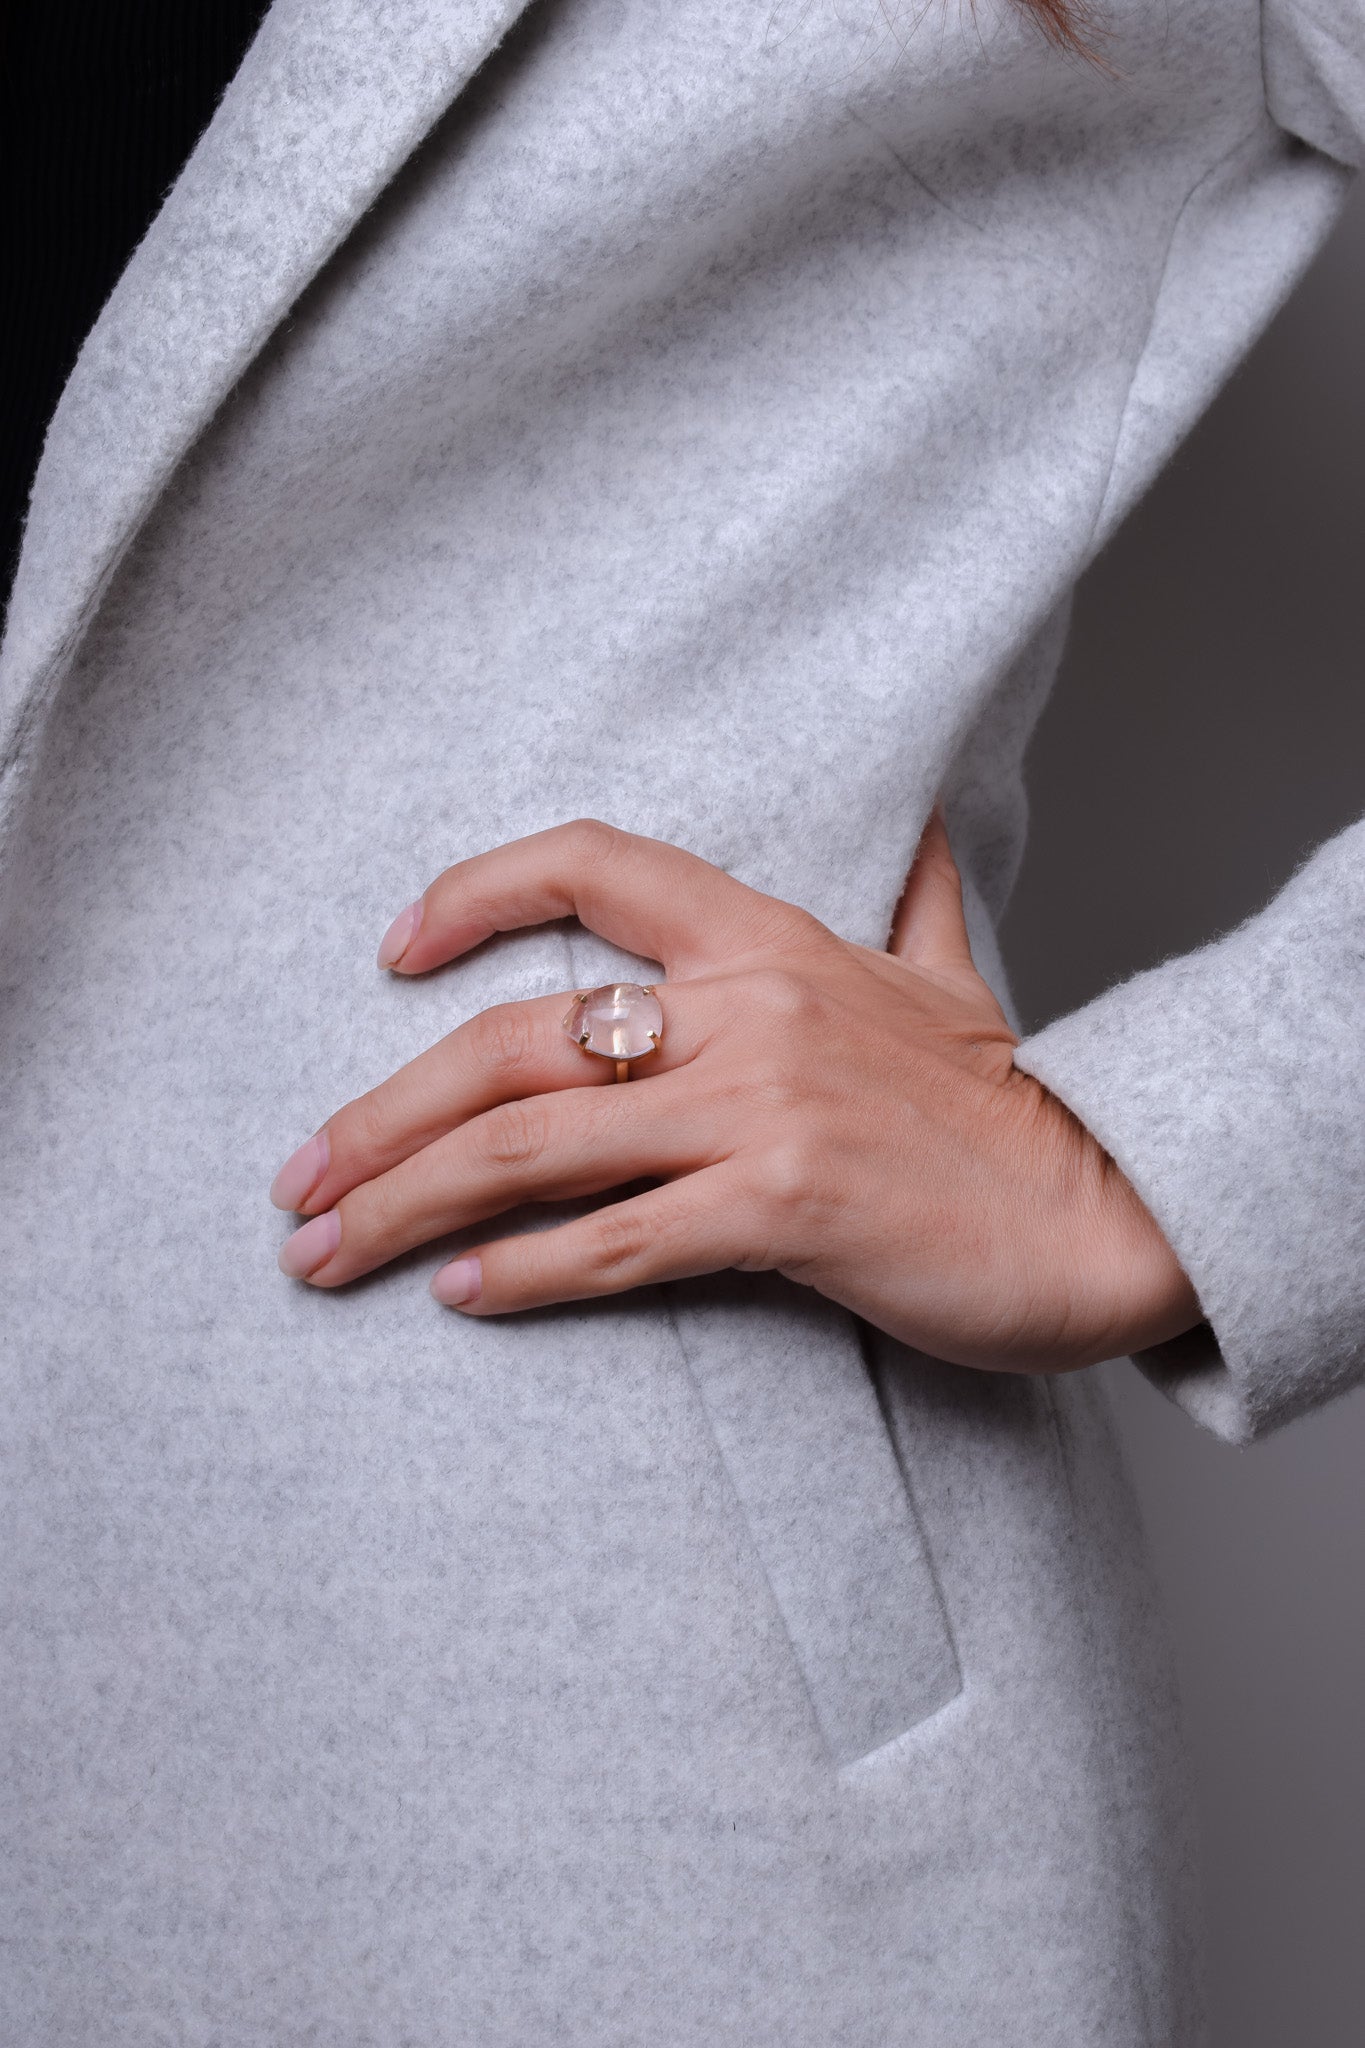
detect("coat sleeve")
(1012, 822), (1365, 1443)
(1010, 2), (1365, 1444)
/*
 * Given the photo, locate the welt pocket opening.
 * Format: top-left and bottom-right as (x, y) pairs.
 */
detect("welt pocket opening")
(665, 1274), (962, 1769)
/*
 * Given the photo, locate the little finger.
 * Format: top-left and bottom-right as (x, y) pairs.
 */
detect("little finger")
(429, 1163), (764, 1312)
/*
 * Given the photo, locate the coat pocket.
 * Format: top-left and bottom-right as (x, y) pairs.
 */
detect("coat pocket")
(666, 1273), (961, 1769)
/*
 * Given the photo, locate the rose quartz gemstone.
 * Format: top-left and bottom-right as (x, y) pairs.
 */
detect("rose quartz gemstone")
(563, 982), (663, 1063)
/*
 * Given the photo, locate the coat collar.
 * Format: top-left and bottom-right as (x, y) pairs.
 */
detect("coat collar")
(0, 0), (533, 830)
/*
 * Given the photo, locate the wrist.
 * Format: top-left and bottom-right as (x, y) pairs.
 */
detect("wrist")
(1009, 1065), (1203, 1370)
(1086, 1151), (1203, 1362)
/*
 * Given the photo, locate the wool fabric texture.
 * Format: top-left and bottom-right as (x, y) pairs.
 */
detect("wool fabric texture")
(1, 1), (1363, 2042)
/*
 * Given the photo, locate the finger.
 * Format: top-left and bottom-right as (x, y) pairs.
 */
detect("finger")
(887, 807), (976, 976)
(377, 819), (812, 981)
(277, 1070), (715, 1288)
(270, 981), (710, 1218)
(429, 1164), (758, 1313)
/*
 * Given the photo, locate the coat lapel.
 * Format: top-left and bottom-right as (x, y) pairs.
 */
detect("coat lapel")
(0, 0), (535, 838)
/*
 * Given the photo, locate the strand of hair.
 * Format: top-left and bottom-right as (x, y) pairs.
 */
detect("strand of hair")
(1016, 0), (1104, 60)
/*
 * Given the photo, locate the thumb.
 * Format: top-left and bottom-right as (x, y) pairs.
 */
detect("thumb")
(888, 807), (977, 974)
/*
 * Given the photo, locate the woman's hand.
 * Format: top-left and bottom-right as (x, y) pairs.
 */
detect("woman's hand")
(269, 817), (1201, 1373)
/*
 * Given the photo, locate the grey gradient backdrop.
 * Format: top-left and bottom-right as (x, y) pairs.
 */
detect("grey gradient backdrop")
(1001, 184), (1365, 2046)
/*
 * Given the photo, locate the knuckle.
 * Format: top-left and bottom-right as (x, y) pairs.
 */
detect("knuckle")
(468, 1100), (549, 1176)
(341, 1089), (391, 1164)
(472, 1002), (542, 1080)
(747, 965), (817, 1028)
(336, 1176), (397, 1255)
(758, 1135), (821, 1215)
(583, 1204), (652, 1281)
(561, 817), (622, 869)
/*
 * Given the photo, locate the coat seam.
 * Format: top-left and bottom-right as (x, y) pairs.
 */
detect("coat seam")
(1085, 119), (1269, 557)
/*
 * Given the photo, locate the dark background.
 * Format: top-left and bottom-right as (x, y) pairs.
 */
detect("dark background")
(1001, 184), (1365, 2047)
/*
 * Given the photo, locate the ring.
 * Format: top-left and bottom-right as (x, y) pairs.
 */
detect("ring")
(563, 982), (664, 1083)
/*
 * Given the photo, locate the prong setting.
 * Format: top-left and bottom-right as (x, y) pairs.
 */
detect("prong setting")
(563, 982), (665, 1070)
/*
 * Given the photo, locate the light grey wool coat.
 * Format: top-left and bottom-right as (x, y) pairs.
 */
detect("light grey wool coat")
(3, 0), (1364, 2042)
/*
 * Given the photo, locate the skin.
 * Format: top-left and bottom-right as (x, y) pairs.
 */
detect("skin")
(271, 814), (1202, 1374)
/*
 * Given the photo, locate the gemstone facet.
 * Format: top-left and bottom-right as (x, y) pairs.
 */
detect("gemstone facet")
(562, 982), (663, 1063)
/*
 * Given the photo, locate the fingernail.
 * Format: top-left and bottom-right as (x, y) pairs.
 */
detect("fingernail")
(278, 1210), (341, 1279)
(430, 1256), (482, 1308)
(377, 898), (422, 970)
(269, 1130), (330, 1211)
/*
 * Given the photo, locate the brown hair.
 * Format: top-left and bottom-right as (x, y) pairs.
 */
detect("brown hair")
(1016, 0), (1097, 56)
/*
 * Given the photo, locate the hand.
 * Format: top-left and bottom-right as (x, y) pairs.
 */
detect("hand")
(269, 816), (1201, 1373)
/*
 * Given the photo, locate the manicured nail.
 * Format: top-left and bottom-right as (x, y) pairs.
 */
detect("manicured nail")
(278, 1210), (341, 1279)
(269, 1130), (330, 1211)
(430, 1256), (482, 1308)
(377, 898), (422, 969)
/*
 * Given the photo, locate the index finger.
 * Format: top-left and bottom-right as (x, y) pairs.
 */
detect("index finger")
(376, 819), (807, 980)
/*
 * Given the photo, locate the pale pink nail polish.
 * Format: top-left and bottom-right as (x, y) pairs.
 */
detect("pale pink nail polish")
(278, 1210), (341, 1279)
(377, 898), (422, 970)
(430, 1256), (482, 1308)
(269, 1130), (330, 1211)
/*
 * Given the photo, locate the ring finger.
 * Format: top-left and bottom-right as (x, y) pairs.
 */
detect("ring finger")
(270, 981), (707, 1220)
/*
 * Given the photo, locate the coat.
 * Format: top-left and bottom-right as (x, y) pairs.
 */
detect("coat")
(2, 1), (1363, 2041)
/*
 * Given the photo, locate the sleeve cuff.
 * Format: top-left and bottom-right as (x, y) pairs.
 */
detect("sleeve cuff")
(1011, 822), (1365, 1443)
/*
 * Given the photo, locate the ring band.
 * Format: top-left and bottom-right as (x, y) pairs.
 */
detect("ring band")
(563, 982), (664, 1081)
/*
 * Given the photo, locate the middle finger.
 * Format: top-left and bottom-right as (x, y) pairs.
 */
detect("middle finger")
(270, 982), (708, 1218)
(278, 1065), (717, 1286)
